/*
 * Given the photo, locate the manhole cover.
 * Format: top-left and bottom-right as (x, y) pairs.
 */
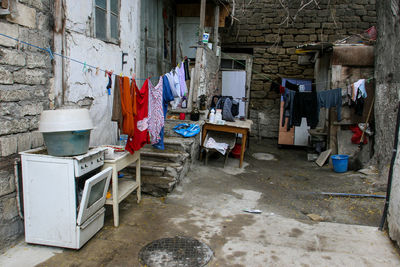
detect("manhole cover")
(138, 236), (213, 267)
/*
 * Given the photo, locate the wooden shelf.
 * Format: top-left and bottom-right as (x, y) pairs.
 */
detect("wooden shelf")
(105, 178), (139, 205)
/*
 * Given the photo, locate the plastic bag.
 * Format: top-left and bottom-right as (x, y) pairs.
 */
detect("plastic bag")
(173, 123), (200, 137)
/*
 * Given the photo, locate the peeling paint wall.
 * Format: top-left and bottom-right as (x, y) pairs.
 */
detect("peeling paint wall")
(197, 46), (219, 103)
(58, 0), (141, 145)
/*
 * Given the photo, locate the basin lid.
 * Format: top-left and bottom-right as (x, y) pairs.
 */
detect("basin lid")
(38, 109), (94, 132)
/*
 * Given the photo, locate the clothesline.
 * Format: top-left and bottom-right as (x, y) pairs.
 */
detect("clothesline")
(0, 32), (163, 81)
(221, 52), (374, 86)
(1, 32), (374, 88)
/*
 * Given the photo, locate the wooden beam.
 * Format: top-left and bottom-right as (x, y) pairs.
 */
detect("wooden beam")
(213, 4), (219, 52)
(199, 0), (206, 42)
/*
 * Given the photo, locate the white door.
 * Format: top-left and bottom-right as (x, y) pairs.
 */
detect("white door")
(222, 71), (246, 118)
(77, 167), (112, 225)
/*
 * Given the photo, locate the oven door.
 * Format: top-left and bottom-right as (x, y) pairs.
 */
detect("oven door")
(77, 167), (112, 225)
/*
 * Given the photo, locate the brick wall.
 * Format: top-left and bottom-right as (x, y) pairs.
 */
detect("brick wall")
(0, 0), (53, 251)
(220, 0), (376, 138)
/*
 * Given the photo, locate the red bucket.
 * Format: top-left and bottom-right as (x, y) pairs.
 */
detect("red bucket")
(231, 143), (242, 158)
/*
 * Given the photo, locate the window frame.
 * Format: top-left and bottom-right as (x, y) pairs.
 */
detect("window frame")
(93, 0), (120, 44)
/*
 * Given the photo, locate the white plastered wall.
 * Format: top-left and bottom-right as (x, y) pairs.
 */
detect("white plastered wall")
(54, 0), (141, 146)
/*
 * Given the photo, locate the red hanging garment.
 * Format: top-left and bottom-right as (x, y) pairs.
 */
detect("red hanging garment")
(125, 78), (150, 153)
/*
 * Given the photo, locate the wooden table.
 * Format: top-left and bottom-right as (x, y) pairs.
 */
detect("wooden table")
(201, 120), (253, 168)
(102, 150), (141, 227)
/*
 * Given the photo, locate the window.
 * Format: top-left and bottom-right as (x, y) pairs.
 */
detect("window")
(221, 59), (246, 70)
(94, 0), (119, 42)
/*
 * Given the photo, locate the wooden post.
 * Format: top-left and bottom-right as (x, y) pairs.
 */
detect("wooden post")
(213, 4), (220, 53)
(199, 0), (206, 42)
(192, 0), (207, 107)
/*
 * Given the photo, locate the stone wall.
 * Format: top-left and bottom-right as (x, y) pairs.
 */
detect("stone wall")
(221, 0), (376, 138)
(0, 0), (52, 251)
(375, 0), (400, 247)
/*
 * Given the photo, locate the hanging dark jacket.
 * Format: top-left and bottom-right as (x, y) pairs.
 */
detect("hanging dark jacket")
(293, 91), (319, 129)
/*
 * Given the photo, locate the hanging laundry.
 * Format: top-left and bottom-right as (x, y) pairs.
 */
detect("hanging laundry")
(178, 63), (188, 97)
(174, 66), (182, 96)
(184, 58), (191, 80)
(119, 76), (136, 137)
(125, 78), (149, 153)
(285, 80), (299, 92)
(317, 88), (342, 121)
(165, 71), (180, 98)
(153, 75), (175, 150)
(293, 91), (319, 129)
(353, 79), (367, 99)
(106, 71), (113, 95)
(270, 82), (280, 94)
(148, 77), (164, 145)
(282, 89), (296, 131)
(111, 76), (123, 129)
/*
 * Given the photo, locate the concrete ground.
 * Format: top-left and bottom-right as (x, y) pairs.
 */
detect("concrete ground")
(1, 138), (399, 266)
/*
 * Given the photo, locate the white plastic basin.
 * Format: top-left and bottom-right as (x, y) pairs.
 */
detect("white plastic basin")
(39, 109), (94, 133)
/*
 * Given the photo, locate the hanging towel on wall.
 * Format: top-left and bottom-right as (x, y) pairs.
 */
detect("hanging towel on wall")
(293, 91), (319, 129)
(148, 77), (164, 145)
(125, 78), (149, 153)
(111, 76), (123, 129)
(317, 88), (342, 121)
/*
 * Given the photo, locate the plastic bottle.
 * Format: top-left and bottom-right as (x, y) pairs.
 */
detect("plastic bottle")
(215, 109), (222, 123)
(209, 109), (215, 123)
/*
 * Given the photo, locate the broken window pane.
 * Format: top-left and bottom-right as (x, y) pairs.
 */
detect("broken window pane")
(95, 7), (107, 40)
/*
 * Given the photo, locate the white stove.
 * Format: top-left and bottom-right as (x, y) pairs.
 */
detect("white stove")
(20, 147), (112, 249)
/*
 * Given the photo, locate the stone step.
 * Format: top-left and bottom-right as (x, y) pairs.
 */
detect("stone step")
(140, 147), (190, 163)
(163, 119), (204, 138)
(141, 175), (177, 197)
(127, 159), (184, 177)
(144, 137), (194, 153)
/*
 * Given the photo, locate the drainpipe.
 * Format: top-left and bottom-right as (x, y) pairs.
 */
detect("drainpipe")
(379, 101), (400, 230)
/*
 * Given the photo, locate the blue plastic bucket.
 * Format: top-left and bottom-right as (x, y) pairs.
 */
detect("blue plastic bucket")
(331, 154), (349, 173)
(43, 130), (91, 156)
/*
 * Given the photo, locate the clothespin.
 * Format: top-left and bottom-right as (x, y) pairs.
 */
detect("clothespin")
(132, 73), (136, 80)
(82, 62), (88, 72)
(46, 47), (54, 60)
(17, 40), (21, 50)
(95, 67), (99, 75)
(366, 77), (373, 83)
(119, 72), (123, 77)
